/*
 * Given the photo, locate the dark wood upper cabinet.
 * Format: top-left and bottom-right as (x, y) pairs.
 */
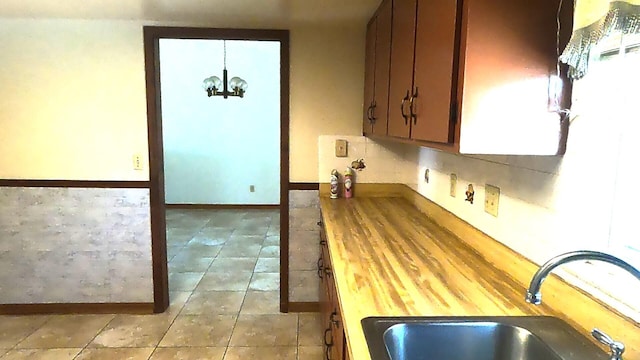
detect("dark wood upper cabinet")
(363, 0), (392, 136)
(365, 0), (572, 155)
(411, 0), (460, 143)
(387, 0), (417, 139)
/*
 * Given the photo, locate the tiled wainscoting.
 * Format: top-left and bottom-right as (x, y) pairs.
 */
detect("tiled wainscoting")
(0, 187), (153, 304)
(288, 190), (320, 302)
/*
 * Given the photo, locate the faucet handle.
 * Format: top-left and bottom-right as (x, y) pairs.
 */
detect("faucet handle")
(592, 328), (625, 360)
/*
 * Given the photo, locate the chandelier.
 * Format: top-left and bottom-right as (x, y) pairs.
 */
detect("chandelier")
(202, 40), (248, 98)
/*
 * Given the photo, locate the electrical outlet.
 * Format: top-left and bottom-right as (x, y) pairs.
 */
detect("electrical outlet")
(335, 139), (348, 157)
(449, 174), (457, 197)
(485, 184), (500, 217)
(133, 154), (143, 170)
(249, 185), (255, 192)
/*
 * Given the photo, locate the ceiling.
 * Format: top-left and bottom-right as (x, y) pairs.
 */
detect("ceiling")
(0, 0), (380, 27)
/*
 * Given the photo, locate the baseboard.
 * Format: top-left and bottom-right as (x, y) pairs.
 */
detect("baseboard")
(0, 302), (155, 315)
(289, 182), (320, 191)
(165, 204), (279, 210)
(288, 301), (320, 313)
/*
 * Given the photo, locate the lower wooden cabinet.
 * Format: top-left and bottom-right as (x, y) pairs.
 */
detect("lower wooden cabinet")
(319, 221), (348, 360)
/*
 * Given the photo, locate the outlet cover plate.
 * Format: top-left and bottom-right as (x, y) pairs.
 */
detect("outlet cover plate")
(485, 184), (500, 217)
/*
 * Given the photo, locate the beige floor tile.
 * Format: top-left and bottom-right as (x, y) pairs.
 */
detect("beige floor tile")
(167, 246), (184, 262)
(165, 291), (192, 319)
(297, 346), (323, 360)
(298, 313), (322, 346)
(254, 258), (279, 273)
(259, 245), (280, 258)
(190, 232), (230, 246)
(74, 347), (155, 360)
(196, 271), (253, 291)
(149, 347), (226, 360)
(0, 348), (82, 359)
(224, 346), (296, 360)
(229, 314), (298, 346)
(249, 272), (280, 291)
(175, 246), (223, 260)
(289, 271), (319, 302)
(240, 291), (281, 315)
(181, 291), (245, 315)
(16, 315), (113, 349)
(168, 272), (204, 291)
(218, 243), (262, 258)
(89, 315), (173, 348)
(158, 315), (236, 347)
(208, 258), (257, 272)
(231, 227), (270, 237)
(264, 235), (280, 246)
(226, 235), (265, 246)
(267, 226), (281, 236)
(169, 257), (214, 273)
(0, 316), (50, 348)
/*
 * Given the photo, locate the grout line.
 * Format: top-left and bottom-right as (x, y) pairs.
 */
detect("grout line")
(70, 313), (117, 360)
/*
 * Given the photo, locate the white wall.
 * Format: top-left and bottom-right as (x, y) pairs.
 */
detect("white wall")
(160, 39), (280, 204)
(405, 52), (640, 320)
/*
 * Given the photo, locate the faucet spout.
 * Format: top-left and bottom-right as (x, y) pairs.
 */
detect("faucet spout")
(525, 250), (640, 305)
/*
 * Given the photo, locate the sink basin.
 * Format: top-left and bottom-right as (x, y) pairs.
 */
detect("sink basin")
(384, 322), (559, 360)
(362, 316), (609, 360)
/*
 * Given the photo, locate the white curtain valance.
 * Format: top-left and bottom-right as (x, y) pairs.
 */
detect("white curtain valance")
(560, 0), (640, 79)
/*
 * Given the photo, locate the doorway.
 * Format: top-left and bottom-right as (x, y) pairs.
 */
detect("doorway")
(143, 27), (290, 313)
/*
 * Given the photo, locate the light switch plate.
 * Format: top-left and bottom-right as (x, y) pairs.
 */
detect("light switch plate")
(335, 140), (348, 157)
(485, 184), (500, 217)
(133, 154), (143, 170)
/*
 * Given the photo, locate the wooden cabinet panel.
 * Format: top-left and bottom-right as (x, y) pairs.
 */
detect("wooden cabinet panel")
(320, 220), (348, 360)
(363, 0), (392, 137)
(387, 0), (417, 139)
(363, 18), (376, 135)
(371, 0), (392, 135)
(411, 0), (460, 143)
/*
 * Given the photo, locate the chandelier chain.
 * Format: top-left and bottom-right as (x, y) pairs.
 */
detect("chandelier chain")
(223, 40), (227, 69)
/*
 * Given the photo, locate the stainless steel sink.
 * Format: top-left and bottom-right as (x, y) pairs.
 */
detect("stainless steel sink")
(362, 316), (609, 360)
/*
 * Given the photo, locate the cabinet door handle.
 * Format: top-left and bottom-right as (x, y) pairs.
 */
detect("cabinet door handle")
(400, 91), (409, 125)
(410, 87), (418, 125)
(370, 101), (377, 124)
(317, 257), (324, 278)
(324, 327), (334, 347)
(325, 345), (332, 360)
(330, 311), (340, 327)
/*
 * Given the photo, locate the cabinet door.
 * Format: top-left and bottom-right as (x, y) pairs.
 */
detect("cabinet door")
(363, 18), (376, 135)
(371, 0), (392, 135)
(458, 0), (571, 154)
(410, 0), (460, 143)
(387, 0), (417, 139)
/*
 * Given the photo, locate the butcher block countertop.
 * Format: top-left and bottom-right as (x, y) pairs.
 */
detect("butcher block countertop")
(318, 186), (639, 360)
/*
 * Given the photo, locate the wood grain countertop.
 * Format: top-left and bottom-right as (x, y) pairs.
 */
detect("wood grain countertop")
(319, 191), (639, 360)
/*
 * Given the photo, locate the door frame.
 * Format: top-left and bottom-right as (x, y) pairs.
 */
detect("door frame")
(142, 26), (291, 313)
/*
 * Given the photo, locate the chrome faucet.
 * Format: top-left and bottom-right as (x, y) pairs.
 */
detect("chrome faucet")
(525, 250), (640, 360)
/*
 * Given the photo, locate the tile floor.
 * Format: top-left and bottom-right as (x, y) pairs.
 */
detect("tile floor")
(0, 209), (323, 359)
